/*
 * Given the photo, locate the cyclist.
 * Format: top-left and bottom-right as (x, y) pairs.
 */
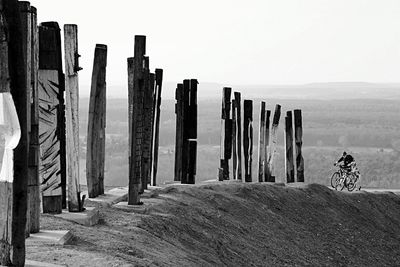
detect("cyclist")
(334, 151), (361, 190)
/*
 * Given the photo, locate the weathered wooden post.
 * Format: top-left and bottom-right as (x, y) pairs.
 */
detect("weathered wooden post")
(294, 109), (304, 182)
(234, 92), (242, 180)
(64, 24), (83, 212)
(0, 0), (28, 264)
(186, 79), (198, 184)
(141, 66), (152, 191)
(264, 110), (272, 181)
(267, 104), (281, 182)
(258, 101), (266, 182)
(128, 35), (146, 204)
(27, 5), (39, 233)
(219, 87), (231, 181)
(151, 69), (163, 186)
(232, 99), (237, 180)
(87, 44), (107, 198)
(181, 79), (190, 184)
(243, 100), (253, 182)
(174, 83), (183, 182)
(38, 22), (65, 213)
(285, 111), (295, 183)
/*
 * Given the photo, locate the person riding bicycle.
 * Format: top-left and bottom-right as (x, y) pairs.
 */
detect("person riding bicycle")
(334, 151), (355, 172)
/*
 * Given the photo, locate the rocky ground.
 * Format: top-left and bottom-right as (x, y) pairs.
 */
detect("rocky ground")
(27, 182), (400, 266)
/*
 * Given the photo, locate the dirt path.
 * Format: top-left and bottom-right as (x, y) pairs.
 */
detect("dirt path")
(27, 183), (400, 266)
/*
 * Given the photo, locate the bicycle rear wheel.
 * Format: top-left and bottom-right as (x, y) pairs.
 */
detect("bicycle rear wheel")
(331, 172), (341, 189)
(347, 173), (357, 192)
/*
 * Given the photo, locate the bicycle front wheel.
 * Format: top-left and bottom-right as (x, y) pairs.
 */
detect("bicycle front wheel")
(331, 172), (341, 189)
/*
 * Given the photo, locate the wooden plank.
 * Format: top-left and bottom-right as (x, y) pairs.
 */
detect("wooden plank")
(285, 111), (295, 183)
(243, 100), (253, 182)
(151, 69), (163, 186)
(232, 99), (237, 180)
(64, 24), (83, 212)
(87, 44), (107, 198)
(264, 110), (272, 182)
(267, 104), (281, 182)
(128, 35), (145, 205)
(0, 0), (29, 264)
(141, 69), (153, 191)
(38, 22), (64, 214)
(294, 109), (304, 182)
(174, 83), (183, 182)
(258, 101), (266, 182)
(27, 5), (39, 234)
(234, 92), (242, 180)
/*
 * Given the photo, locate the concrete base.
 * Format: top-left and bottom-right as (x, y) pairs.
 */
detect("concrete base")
(53, 207), (99, 226)
(113, 198), (165, 214)
(85, 187), (128, 207)
(25, 260), (64, 267)
(26, 230), (73, 245)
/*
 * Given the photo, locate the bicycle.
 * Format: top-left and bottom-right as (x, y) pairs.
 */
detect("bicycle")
(330, 164), (360, 192)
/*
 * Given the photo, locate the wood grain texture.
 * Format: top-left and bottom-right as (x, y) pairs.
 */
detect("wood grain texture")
(174, 83), (183, 182)
(294, 109), (304, 182)
(258, 101), (266, 182)
(267, 104), (281, 182)
(285, 111), (295, 183)
(264, 110), (272, 182)
(87, 44), (107, 198)
(151, 69), (163, 186)
(219, 87), (231, 180)
(232, 100), (237, 180)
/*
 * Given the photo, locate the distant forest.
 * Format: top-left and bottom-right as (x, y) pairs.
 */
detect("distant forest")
(76, 97), (400, 189)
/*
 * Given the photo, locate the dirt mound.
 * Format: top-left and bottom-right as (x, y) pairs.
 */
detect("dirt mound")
(28, 183), (400, 266)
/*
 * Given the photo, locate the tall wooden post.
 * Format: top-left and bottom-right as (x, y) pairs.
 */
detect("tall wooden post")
(219, 87), (231, 181)
(234, 92), (242, 180)
(0, 0), (28, 264)
(258, 101), (266, 182)
(64, 24), (83, 212)
(285, 111), (294, 183)
(128, 35), (146, 205)
(141, 65), (152, 191)
(181, 79), (190, 184)
(264, 110), (272, 181)
(294, 109), (304, 182)
(268, 104), (281, 182)
(232, 99), (237, 180)
(38, 22), (64, 213)
(174, 83), (183, 182)
(87, 44), (107, 198)
(186, 79), (198, 184)
(151, 69), (163, 186)
(27, 5), (39, 233)
(243, 100), (253, 182)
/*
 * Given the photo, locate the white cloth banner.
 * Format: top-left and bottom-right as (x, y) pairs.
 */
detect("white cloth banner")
(0, 92), (21, 183)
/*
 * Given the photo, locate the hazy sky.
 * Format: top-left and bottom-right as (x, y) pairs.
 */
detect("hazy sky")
(30, 0), (400, 95)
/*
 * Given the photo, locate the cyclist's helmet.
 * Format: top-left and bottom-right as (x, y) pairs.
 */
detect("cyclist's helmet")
(343, 151), (347, 156)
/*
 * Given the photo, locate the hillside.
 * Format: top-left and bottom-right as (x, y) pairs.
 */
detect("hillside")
(27, 183), (400, 266)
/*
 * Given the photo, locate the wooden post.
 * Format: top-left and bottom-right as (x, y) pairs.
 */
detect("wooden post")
(181, 79), (190, 184)
(267, 104), (281, 182)
(18, 1), (32, 237)
(141, 64), (152, 191)
(219, 87), (231, 180)
(151, 69), (163, 186)
(27, 5), (39, 234)
(294, 109), (304, 182)
(258, 101), (266, 182)
(264, 110), (272, 181)
(243, 100), (253, 182)
(232, 99), (237, 180)
(234, 92), (242, 180)
(0, 0), (28, 264)
(86, 44), (107, 198)
(64, 24), (83, 212)
(285, 111), (295, 183)
(38, 22), (64, 213)
(187, 140), (197, 184)
(128, 35), (146, 205)
(174, 83), (183, 181)
(186, 79), (198, 184)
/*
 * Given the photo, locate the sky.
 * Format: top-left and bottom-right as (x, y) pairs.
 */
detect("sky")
(29, 0), (400, 96)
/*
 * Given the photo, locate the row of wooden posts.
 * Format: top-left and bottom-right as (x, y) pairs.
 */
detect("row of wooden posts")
(0, 1), (164, 264)
(219, 88), (305, 183)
